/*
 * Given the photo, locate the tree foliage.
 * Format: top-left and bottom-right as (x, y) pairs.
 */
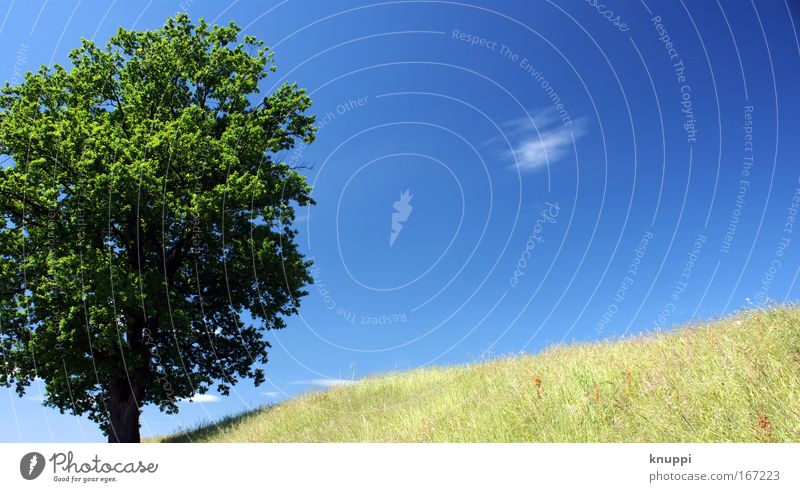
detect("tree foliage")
(0, 14), (316, 441)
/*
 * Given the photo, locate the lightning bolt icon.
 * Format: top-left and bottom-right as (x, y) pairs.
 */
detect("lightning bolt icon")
(28, 454), (37, 476)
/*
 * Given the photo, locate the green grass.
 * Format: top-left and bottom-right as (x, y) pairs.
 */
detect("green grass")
(150, 306), (800, 442)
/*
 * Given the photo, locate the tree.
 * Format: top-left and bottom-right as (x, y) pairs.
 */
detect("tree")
(0, 14), (316, 442)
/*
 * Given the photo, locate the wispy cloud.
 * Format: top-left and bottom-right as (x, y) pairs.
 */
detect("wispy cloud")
(512, 125), (583, 171)
(495, 108), (588, 172)
(292, 378), (358, 388)
(506, 108), (564, 131)
(261, 391), (280, 398)
(180, 393), (221, 403)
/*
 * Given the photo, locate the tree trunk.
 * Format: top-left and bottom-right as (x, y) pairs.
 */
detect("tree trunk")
(107, 380), (143, 443)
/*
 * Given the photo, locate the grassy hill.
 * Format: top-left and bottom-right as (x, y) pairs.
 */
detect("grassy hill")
(151, 307), (800, 442)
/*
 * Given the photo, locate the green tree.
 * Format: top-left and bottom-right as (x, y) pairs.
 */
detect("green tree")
(0, 14), (316, 442)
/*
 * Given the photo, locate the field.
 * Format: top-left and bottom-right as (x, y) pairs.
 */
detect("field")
(151, 306), (800, 442)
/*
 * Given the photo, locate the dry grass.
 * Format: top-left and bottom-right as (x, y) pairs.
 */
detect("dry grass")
(149, 306), (800, 443)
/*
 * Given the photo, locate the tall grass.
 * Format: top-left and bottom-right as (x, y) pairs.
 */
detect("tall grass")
(151, 307), (800, 442)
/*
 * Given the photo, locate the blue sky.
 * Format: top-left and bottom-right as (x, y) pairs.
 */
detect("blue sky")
(1, 0), (799, 441)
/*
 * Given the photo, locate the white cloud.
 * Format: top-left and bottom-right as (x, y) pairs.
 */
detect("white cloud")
(180, 393), (220, 403)
(261, 391), (280, 398)
(513, 126), (583, 171)
(506, 108), (563, 130)
(499, 109), (588, 172)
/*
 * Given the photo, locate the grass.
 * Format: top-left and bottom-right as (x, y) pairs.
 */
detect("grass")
(149, 306), (800, 442)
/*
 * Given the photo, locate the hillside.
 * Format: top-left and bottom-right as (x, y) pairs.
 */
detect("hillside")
(151, 307), (800, 442)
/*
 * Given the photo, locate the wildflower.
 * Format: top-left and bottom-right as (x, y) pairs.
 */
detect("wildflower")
(757, 415), (772, 441)
(532, 374), (542, 398)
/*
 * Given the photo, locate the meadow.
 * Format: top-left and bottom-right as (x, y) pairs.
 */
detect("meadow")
(151, 306), (800, 442)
